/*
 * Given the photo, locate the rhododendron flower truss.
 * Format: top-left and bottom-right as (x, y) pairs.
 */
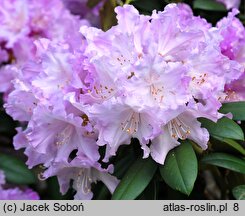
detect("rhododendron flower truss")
(86, 99), (163, 161)
(79, 4), (243, 164)
(0, 0), (87, 101)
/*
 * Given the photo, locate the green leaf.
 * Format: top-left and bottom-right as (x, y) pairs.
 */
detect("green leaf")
(226, 172), (245, 189)
(137, 180), (157, 200)
(201, 153), (245, 174)
(0, 153), (36, 184)
(193, 0), (226, 11)
(159, 141), (198, 195)
(95, 152), (135, 200)
(213, 136), (245, 156)
(199, 117), (244, 141)
(219, 102), (245, 121)
(94, 185), (110, 200)
(100, 0), (117, 31)
(232, 185), (245, 200)
(112, 158), (157, 200)
(113, 148), (135, 179)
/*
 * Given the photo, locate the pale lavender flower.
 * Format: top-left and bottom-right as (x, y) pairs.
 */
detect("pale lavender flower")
(0, 0), (87, 100)
(0, 65), (17, 96)
(4, 28), (102, 200)
(0, 0), (29, 48)
(151, 108), (209, 164)
(42, 154), (119, 200)
(0, 0), (86, 50)
(217, 9), (245, 61)
(217, 9), (245, 101)
(13, 105), (100, 168)
(31, 39), (84, 103)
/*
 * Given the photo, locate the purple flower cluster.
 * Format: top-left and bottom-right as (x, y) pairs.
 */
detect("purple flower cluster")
(217, 9), (245, 101)
(1, 2), (245, 199)
(0, 0), (89, 97)
(0, 171), (39, 200)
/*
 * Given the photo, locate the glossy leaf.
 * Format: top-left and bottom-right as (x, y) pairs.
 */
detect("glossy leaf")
(199, 117), (244, 141)
(232, 185), (245, 200)
(112, 158), (157, 200)
(0, 153), (36, 184)
(159, 141), (198, 195)
(193, 0), (226, 11)
(137, 180), (157, 200)
(213, 136), (245, 156)
(219, 102), (245, 121)
(113, 151), (135, 179)
(201, 153), (245, 174)
(94, 186), (110, 200)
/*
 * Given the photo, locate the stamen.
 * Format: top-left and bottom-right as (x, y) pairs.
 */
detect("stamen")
(191, 73), (208, 86)
(225, 89), (238, 101)
(116, 54), (131, 65)
(87, 83), (115, 101)
(81, 114), (89, 126)
(168, 117), (191, 140)
(127, 72), (135, 79)
(76, 169), (93, 195)
(39, 164), (46, 169)
(55, 126), (73, 146)
(121, 112), (140, 135)
(150, 84), (164, 103)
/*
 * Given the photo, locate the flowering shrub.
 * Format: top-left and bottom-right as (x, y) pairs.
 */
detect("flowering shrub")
(0, 0), (245, 200)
